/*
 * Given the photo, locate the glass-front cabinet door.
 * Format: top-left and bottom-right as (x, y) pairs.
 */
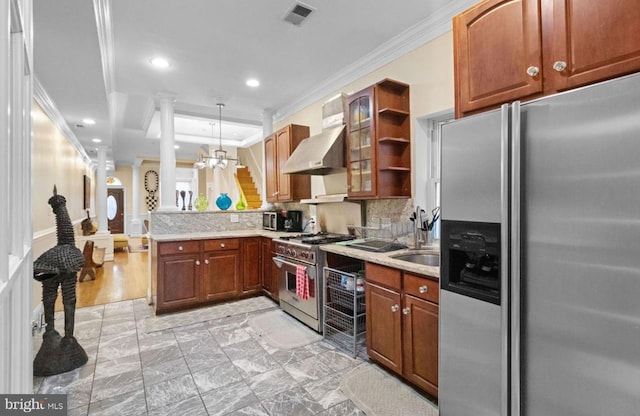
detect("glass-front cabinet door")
(347, 88), (375, 197)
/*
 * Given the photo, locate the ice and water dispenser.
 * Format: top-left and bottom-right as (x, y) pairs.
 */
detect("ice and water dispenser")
(441, 220), (501, 305)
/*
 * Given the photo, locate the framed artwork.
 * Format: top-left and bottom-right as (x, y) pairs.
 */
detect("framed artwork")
(83, 174), (91, 209)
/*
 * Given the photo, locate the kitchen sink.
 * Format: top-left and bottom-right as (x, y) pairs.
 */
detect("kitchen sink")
(390, 251), (440, 267)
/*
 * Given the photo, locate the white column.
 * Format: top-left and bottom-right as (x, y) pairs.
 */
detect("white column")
(132, 159), (141, 220)
(96, 147), (109, 234)
(158, 96), (178, 211)
(261, 109), (274, 208)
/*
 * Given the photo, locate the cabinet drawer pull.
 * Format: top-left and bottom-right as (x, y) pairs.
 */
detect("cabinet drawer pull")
(178, 245), (183, 251)
(391, 304), (399, 313)
(419, 285), (428, 294)
(526, 66), (539, 77)
(402, 307), (411, 315)
(195, 260), (200, 266)
(553, 61), (567, 72)
(204, 259), (209, 265)
(220, 243), (225, 248)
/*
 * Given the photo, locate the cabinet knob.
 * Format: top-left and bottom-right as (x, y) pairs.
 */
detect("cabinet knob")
(526, 66), (540, 77)
(402, 307), (411, 315)
(419, 285), (428, 294)
(220, 243), (225, 248)
(195, 260), (200, 266)
(553, 61), (567, 72)
(204, 259), (209, 265)
(391, 304), (399, 313)
(178, 246), (183, 251)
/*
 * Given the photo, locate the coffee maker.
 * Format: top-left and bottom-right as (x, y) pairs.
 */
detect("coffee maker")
(282, 210), (303, 232)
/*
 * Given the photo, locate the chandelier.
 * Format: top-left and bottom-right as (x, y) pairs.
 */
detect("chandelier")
(193, 103), (242, 170)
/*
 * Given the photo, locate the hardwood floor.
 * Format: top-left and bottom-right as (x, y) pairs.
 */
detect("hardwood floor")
(55, 241), (149, 311)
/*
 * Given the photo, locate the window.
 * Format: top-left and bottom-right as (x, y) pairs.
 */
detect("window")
(423, 111), (453, 240)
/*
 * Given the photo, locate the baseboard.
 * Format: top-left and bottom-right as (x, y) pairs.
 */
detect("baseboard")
(32, 302), (44, 335)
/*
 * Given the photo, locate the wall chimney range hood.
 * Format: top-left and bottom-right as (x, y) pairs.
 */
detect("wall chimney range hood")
(281, 125), (346, 175)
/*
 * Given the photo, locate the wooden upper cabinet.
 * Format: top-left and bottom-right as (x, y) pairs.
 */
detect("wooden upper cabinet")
(264, 124), (311, 202)
(545, 0), (640, 92)
(346, 79), (411, 199)
(454, 0), (542, 117)
(454, 0), (640, 117)
(264, 134), (277, 203)
(276, 127), (293, 201)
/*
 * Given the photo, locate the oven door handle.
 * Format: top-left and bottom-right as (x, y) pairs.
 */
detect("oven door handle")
(272, 257), (314, 279)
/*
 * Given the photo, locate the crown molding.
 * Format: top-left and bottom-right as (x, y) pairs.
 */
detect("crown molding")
(33, 77), (93, 166)
(93, 0), (116, 95)
(274, 0), (477, 122)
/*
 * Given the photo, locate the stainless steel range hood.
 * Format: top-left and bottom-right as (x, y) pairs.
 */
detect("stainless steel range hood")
(281, 125), (345, 175)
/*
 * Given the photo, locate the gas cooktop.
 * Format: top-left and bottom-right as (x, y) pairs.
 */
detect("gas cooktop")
(279, 232), (355, 245)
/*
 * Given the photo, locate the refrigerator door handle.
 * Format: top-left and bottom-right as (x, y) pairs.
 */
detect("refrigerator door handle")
(510, 101), (522, 416)
(499, 103), (510, 416)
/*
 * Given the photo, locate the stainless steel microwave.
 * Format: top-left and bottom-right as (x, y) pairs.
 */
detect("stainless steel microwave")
(263, 210), (302, 232)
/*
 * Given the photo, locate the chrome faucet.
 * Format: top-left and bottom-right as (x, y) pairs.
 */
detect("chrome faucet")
(412, 205), (426, 250)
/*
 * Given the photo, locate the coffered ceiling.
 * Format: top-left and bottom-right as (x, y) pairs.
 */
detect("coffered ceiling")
(32, 0), (476, 169)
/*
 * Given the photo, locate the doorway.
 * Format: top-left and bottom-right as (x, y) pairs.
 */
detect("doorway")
(107, 187), (125, 233)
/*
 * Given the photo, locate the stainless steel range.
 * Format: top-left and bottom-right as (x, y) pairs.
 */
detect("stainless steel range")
(273, 233), (354, 332)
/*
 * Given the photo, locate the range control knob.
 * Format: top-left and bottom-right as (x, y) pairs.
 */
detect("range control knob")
(286, 248), (292, 256)
(290, 249), (297, 257)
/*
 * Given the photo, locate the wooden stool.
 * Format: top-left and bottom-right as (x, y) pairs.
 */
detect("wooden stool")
(78, 240), (105, 282)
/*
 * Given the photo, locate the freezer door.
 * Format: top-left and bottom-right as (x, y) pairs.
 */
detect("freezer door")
(439, 290), (502, 416)
(517, 73), (640, 415)
(441, 108), (503, 223)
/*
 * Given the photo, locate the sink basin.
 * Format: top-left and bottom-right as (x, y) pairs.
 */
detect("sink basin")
(390, 252), (440, 267)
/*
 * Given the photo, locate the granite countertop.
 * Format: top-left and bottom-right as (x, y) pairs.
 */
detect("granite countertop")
(150, 229), (288, 242)
(151, 229), (440, 279)
(321, 243), (440, 279)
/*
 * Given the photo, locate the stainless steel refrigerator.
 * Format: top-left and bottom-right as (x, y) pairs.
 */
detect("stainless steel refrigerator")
(439, 72), (640, 416)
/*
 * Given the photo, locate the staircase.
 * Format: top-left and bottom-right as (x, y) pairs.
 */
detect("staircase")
(235, 167), (262, 209)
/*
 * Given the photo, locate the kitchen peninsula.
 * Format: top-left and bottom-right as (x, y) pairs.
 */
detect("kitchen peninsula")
(149, 208), (441, 398)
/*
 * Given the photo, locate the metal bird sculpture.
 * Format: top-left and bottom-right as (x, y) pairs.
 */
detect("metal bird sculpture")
(33, 185), (88, 376)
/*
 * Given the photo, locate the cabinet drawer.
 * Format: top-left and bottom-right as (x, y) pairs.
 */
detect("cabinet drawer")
(365, 262), (401, 291)
(158, 240), (200, 256)
(203, 238), (240, 251)
(404, 273), (439, 304)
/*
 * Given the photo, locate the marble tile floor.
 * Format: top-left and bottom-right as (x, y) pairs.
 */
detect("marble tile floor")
(32, 296), (369, 416)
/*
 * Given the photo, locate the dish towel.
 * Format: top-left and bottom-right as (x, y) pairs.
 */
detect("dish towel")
(296, 264), (309, 300)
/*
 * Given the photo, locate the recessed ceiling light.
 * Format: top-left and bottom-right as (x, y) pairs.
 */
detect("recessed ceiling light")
(150, 57), (170, 68)
(174, 145), (180, 149)
(92, 138), (102, 143)
(82, 118), (96, 125)
(246, 78), (260, 87)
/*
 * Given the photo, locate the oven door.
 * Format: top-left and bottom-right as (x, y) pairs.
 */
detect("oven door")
(272, 256), (318, 320)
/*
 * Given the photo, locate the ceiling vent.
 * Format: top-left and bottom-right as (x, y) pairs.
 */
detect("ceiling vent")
(283, 2), (315, 26)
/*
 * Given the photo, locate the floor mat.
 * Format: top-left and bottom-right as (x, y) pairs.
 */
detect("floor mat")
(248, 309), (322, 349)
(340, 363), (439, 416)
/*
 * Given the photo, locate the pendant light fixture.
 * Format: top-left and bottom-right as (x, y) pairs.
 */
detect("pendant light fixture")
(194, 103), (240, 170)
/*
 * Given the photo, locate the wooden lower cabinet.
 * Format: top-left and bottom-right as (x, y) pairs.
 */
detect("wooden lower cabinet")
(261, 237), (278, 300)
(202, 250), (240, 301)
(365, 262), (439, 399)
(157, 252), (200, 310)
(403, 294), (439, 397)
(242, 237), (262, 293)
(156, 237), (273, 314)
(366, 283), (403, 374)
